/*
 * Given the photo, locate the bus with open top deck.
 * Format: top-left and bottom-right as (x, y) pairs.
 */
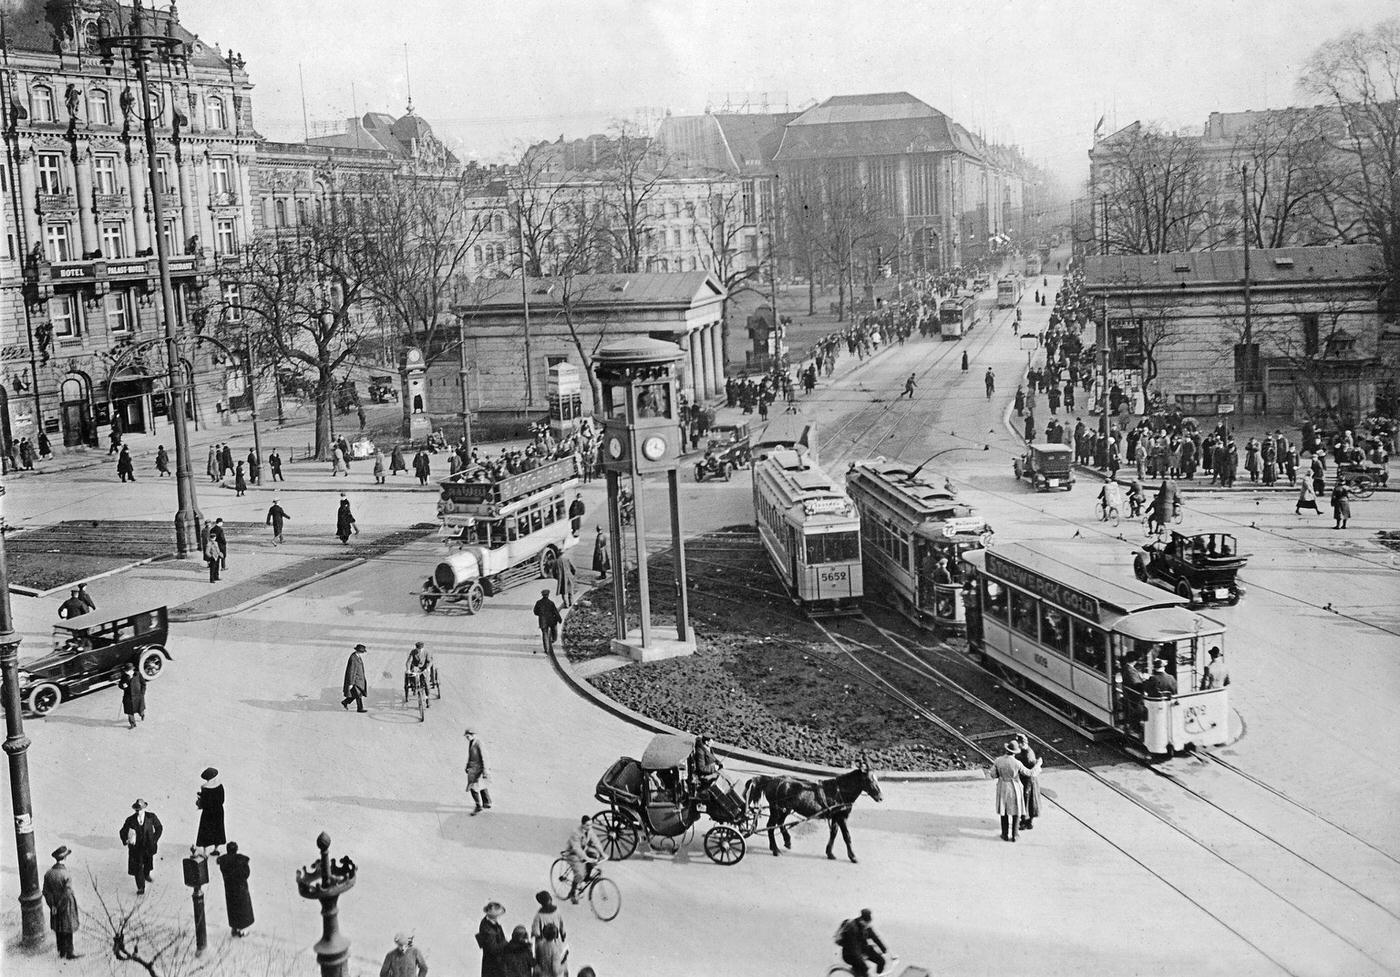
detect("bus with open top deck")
(416, 454), (582, 613)
(963, 541), (1229, 755)
(845, 460), (990, 632)
(752, 446), (862, 616)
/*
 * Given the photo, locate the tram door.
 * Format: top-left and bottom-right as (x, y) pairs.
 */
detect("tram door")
(916, 541), (940, 610)
(788, 526), (801, 589)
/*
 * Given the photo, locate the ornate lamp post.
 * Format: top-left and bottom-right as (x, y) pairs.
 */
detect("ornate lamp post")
(97, 0), (202, 555)
(296, 831), (357, 977)
(181, 846), (208, 953)
(0, 491), (45, 945)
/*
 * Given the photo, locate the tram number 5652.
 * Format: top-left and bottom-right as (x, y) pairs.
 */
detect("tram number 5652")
(818, 568), (848, 584)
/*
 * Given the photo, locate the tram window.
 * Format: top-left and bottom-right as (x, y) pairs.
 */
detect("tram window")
(1071, 618), (1108, 673)
(487, 521), (506, 548)
(983, 580), (1007, 620)
(1130, 639), (1176, 673)
(507, 520), (519, 542)
(807, 531), (858, 564)
(543, 502), (555, 525)
(556, 499), (566, 522)
(1039, 607), (1069, 655)
(1009, 589), (1038, 638)
(530, 508), (543, 533)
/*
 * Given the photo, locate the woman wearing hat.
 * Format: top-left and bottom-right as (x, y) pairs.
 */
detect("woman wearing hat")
(216, 842), (254, 937)
(500, 924), (535, 977)
(988, 741), (1034, 842)
(196, 767), (227, 856)
(476, 901), (508, 977)
(530, 891), (566, 966)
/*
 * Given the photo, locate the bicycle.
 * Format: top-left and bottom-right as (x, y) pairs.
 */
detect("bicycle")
(826, 950), (900, 976)
(1094, 490), (1121, 527)
(548, 855), (620, 922)
(403, 668), (434, 722)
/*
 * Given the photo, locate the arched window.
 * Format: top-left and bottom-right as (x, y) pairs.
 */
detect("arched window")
(206, 95), (226, 130)
(147, 90), (164, 125)
(473, 245), (483, 264)
(87, 88), (111, 125)
(30, 86), (54, 123)
(492, 214), (504, 232)
(274, 199), (287, 227)
(83, 21), (102, 55)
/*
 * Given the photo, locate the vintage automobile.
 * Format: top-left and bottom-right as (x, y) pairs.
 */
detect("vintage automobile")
(17, 606), (172, 716)
(1133, 531), (1247, 606)
(705, 421), (752, 471)
(1012, 443), (1075, 491)
(694, 450), (734, 482)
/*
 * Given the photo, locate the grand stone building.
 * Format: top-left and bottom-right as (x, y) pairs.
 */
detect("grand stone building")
(0, 0), (256, 454)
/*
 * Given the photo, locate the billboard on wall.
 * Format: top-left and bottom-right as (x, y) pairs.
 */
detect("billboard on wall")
(1107, 317), (1143, 370)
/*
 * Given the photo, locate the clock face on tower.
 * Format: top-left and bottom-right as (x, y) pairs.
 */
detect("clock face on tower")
(406, 348), (423, 365)
(606, 436), (625, 460)
(641, 435), (667, 461)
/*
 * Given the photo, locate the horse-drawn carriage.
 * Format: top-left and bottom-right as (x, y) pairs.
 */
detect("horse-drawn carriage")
(592, 734), (757, 865)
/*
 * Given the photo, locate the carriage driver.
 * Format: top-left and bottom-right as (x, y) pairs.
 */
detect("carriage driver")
(402, 642), (432, 702)
(565, 815), (604, 904)
(687, 735), (723, 798)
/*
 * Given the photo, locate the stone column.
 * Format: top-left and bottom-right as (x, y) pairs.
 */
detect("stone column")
(178, 152), (197, 245)
(688, 333), (704, 403)
(16, 148), (40, 246)
(698, 324), (715, 400)
(127, 147), (149, 254)
(236, 153), (254, 245)
(708, 321), (725, 395)
(74, 147), (98, 257)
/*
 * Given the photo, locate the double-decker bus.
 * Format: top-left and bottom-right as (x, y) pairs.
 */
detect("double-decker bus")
(752, 447), (863, 615)
(845, 460), (990, 631)
(964, 541), (1230, 755)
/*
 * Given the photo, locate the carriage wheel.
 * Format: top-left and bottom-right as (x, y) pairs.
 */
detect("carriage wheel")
(548, 858), (575, 901)
(703, 825), (745, 865)
(463, 582), (485, 615)
(419, 594), (438, 613)
(1132, 556), (1148, 582)
(1353, 477), (1375, 500)
(592, 810), (639, 861)
(539, 546), (559, 580)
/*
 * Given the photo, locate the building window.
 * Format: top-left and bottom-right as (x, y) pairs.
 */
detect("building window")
(492, 214), (504, 233)
(100, 222), (125, 258)
(473, 245), (483, 264)
(30, 86), (54, 123)
(37, 153), (64, 194)
(210, 157), (233, 196)
(296, 198), (309, 225)
(88, 88), (112, 125)
(93, 154), (120, 195)
(44, 222), (72, 262)
(162, 219), (179, 256)
(154, 156), (174, 194)
(51, 294), (81, 338)
(223, 282), (242, 322)
(215, 219), (237, 255)
(1301, 313), (1320, 357)
(741, 180), (756, 224)
(274, 199), (288, 227)
(108, 289), (133, 333)
(206, 95), (227, 130)
(147, 89), (164, 125)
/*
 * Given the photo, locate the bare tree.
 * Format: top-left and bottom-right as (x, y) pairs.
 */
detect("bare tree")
(779, 174), (826, 315)
(1096, 124), (1221, 254)
(1300, 17), (1400, 303)
(1231, 107), (1351, 248)
(692, 179), (766, 362)
(598, 120), (669, 273)
(813, 168), (889, 319)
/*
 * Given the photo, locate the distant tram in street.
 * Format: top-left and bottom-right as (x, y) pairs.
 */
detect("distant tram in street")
(752, 446), (863, 615)
(996, 275), (1024, 308)
(1024, 254), (1042, 277)
(938, 294), (982, 339)
(416, 455), (581, 613)
(964, 542), (1230, 755)
(845, 460), (990, 632)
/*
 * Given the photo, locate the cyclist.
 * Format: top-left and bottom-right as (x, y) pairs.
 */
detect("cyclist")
(564, 816), (604, 905)
(402, 642), (432, 704)
(1146, 479), (1179, 534)
(835, 909), (889, 976)
(1096, 481), (1124, 521)
(1126, 478), (1146, 519)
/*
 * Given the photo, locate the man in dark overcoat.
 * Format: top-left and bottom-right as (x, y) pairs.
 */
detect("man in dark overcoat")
(209, 518), (228, 570)
(553, 551), (577, 608)
(120, 799), (163, 894)
(118, 662), (146, 728)
(216, 842), (255, 936)
(568, 493), (585, 536)
(43, 845), (80, 958)
(219, 443), (234, 478)
(532, 589), (562, 655)
(342, 644), (368, 712)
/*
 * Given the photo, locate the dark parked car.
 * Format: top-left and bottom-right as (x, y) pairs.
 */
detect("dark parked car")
(17, 606), (171, 716)
(706, 421), (752, 471)
(1133, 532), (1247, 606)
(1013, 443), (1075, 491)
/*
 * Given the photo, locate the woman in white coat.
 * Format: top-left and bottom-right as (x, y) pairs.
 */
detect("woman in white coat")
(989, 740), (1034, 842)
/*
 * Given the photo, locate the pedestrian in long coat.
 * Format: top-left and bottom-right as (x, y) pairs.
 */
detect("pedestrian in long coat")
(1013, 386), (1025, 416)
(210, 518), (228, 569)
(464, 728), (491, 813)
(332, 445), (348, 477)
(568, 493), (585, 536)
(413, 450), (431, 486)
(43, 846), (80, 958)
(266, 500), (289, 543)
(119, 662), (146, 728)
(533, 589), (562, 655)
(220, 444), (234, 478)
(234, 462), (247, 497)
(501, 925), (535, 977)
(216, 842), (254, 936)
(204, 528), (222, 583)
(341, 644), (368, 712)
(116, 446), (136, 481)
(247, 449), (261, 485)
(120, 799), (163, 893)
(553, 551), (577, 608)
(989, 741), (1032, 842)
(531, 891), (566, 965)
(592, 527), (610, 581)
(373, 451), (386, 484)
(1331, 483), (1351, 529)
(196, 767), (227, 854)
(335, 496), (357, 544)
(391, 444), (407, 475)
(207, 445), (219, 482)
(156, 445), (170, 477)
(1295, 479), (1319, 515)
(477, 902), (508, 977)
(19, 437), (35, 470)
(268, 449), (284, 482)
(1014, 734), (1043, 830)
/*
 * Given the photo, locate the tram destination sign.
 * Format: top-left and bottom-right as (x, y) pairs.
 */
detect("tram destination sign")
(984, 551), (1101, 622)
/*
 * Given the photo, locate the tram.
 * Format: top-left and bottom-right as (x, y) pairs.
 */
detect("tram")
(963, 541), (1230, 755)
(996, 275), (1023, 308)
(1024, 254), (1042, 277)
(845, 460), (990, 632)
(752, 446), (863, 615)
(938, 294), (981, 339)
(425, 455), (582, 611)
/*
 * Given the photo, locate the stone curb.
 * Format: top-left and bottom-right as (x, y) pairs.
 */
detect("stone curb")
(548, 593), (984, 784)
(8, 552), (176, 599)
(169, 556), (367, 622)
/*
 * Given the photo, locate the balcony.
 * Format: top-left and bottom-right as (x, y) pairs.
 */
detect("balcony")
(96, 192), (130, 211)
(210, 190), (239, 208)
(36, 192), (77, 213)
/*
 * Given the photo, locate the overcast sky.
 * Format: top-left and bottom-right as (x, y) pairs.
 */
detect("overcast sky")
(181, 0), (1393, 191)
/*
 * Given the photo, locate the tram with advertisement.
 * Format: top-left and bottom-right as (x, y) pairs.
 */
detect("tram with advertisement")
(938, 294), (982, 339)
(752, 446), (863, 616)
(996, 275), (1024, 308)
(416, 455), (582, 613)
(963, 541), (1230, 755)
(845, 460), (991, 632)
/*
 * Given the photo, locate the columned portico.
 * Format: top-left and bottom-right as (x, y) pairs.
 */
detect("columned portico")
(707, 324), (724, 396)
(698, 324), (715, 400)
(687, 333), (705, 402)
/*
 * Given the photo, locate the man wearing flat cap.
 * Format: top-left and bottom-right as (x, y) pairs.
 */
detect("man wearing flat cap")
(43, 846), (80, 958)
(342, 644), (368, 712)
(119, 799), (163, 894)
(379, 931), (428, 977)
(532, 589), (561, 655)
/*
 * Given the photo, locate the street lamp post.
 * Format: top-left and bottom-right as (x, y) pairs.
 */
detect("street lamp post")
(99, 0), (202, 555)
(0, 497), (45, 946)
(456, 313), (473, 454)
(296, 832), (357, 977)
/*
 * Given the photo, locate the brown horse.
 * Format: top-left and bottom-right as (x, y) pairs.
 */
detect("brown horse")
(745, 767), (883, 862)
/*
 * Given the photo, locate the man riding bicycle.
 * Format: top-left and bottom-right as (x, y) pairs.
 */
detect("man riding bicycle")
(565, 815), (604, 905)
(836, 909), (889, 976)
(1146, 480), (1179, 535)
(402, 642), (433, 704)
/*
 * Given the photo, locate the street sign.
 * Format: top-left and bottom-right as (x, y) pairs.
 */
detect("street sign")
(1217, 403), (1235, 415)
